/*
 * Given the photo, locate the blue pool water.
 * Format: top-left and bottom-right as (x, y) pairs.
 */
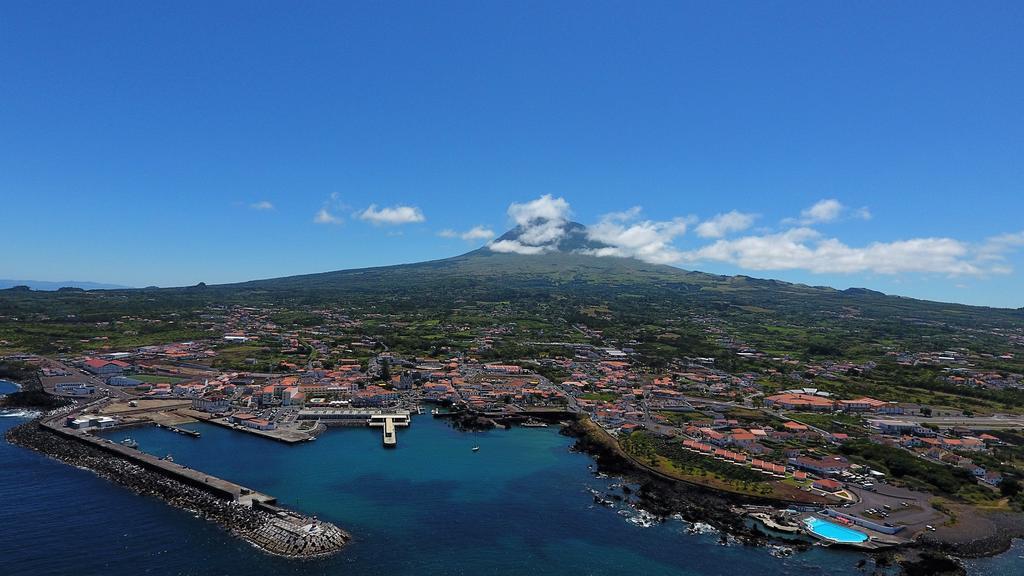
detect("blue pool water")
(804, 517), (869, 543)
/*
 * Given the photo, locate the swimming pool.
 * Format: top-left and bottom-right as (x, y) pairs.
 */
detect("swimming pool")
(803, 517), (869, 543)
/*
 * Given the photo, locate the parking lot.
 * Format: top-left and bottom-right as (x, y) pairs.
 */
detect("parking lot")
(842, 484), (947, 536)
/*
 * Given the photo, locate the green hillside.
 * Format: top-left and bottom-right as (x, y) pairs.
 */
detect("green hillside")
(1, 233), (1022, 371)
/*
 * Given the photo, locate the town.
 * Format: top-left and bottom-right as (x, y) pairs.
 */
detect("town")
(6, 298), (1023, 553)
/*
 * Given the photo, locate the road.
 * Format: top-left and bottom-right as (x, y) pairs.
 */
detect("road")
(870, 413), (1024, 430)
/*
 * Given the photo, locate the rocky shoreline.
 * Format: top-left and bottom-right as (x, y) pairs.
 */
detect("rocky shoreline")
(6, 418), (350, 558)
(560, 417), (1012, 575)
(562, 418), (775, 543)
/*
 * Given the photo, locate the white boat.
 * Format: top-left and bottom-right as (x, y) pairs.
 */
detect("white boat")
(121, 438), (138, 449)
(472, 446), (480, 452)
(521, 419), (549, 428)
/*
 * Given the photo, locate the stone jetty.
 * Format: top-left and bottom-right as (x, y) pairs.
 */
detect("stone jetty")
(6, 417), (349, 558)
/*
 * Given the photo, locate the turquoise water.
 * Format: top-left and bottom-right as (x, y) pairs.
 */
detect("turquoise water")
(804, 517), (869, 543)
(0, 414), (1019, 575)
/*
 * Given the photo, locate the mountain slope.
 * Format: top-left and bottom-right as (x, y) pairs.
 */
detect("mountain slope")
(210, 226), (1021, 329)
(2, 223), (1021, 331)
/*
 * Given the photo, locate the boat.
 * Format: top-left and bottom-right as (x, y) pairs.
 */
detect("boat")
(472, 446), (480, 452)
(431, 408), (439, 416)
(121, 437), (138, 449)
(521, 419), (548, 428)
(160, 454), (174, 462)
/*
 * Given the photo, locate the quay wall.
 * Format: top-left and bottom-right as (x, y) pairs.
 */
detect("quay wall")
(43, 421), (245, 501)
(7, 418), (348, 558)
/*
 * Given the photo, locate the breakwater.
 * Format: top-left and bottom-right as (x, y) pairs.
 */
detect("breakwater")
(6, 418), (349, 558)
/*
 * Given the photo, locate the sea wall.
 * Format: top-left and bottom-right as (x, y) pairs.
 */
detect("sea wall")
(6, 419), (349, 558)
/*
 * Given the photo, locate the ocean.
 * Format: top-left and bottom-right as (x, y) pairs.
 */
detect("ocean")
(0, 410), (1020, 575)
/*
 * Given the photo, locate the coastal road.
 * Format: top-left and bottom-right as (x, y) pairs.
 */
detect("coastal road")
(870, 414), (1024, 430)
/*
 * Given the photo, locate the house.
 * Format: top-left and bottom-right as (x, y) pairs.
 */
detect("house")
(869, 419), (927, 435)
(981, 471), (1003, 486)
(789, 455), (852, 476)
(66, 415), (117, 429)
(107, 376), (142, 387)
(229, 413), (258, 425)
(282, 386), (305, 406)
(229, 413), (276, 430)
(764, 393), (834, 411)
(83, 358), (130, 376)
(55, 382), (95, 395)
(782, 421), (809, 432)
(813, 478), (844, 492)
(730, 432), (757, 447)
(192, 395), (230, 413)
(248, 418), (276, 431)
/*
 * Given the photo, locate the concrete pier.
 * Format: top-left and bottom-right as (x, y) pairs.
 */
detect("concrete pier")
(17, 413), (349, 557)
(368, 412), (410, 447)
(156, 423), (201, 437)
(42, 418), (275, 504)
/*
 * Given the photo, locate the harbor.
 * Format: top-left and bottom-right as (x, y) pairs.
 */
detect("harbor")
(6, 407), (350, 558)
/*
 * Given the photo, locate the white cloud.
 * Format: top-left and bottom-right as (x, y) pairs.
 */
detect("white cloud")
(460, 226), (495, 240)
(358, 204), (426, 225)
(801, 199), (844, 223)
(584, 208), (694, 264)
(313, 193), (347, 225)
(508, 194), (571, 225)
(250, 200), (274, 211)
(439, 226), (495, 241)
(313, 208), (342, 225)
(792, 198), (872, 225)
(488, 194), (572, 254)
(695, 210), (757, 238)
(679, 227), (1001, 276)
(489, 239), (549, 255)
(480, 196), (1024, 280)
(978, 231), (1024, 259)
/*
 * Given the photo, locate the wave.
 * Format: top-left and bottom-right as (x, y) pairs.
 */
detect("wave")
(0, 409), (42, 419)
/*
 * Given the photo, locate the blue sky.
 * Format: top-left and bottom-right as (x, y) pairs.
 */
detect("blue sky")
(2, 1), (1022, 307)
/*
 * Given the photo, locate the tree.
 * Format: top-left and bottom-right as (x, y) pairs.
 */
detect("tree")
(379, 359), (391, 382)
(1000, 477), (1021, 498)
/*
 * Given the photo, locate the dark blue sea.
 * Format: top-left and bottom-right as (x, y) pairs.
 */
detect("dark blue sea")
(0, 404), (1020, 575)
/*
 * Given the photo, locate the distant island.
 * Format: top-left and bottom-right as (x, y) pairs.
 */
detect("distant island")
(0, 279), (133, 291)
